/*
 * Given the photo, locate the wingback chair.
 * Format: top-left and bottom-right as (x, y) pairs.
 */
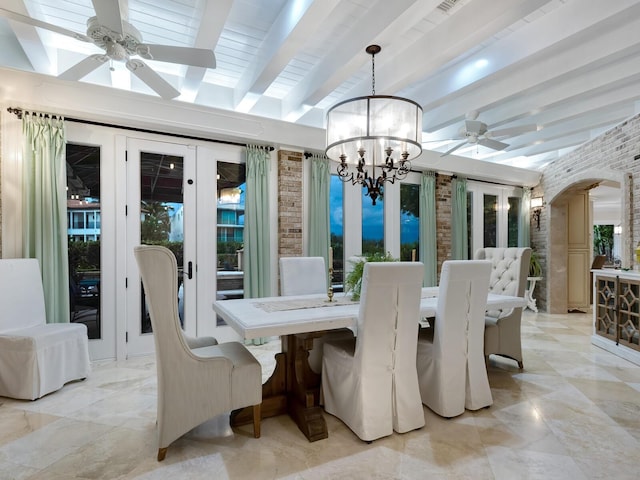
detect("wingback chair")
(474, 247), (532, 369)
(134, 245), (262, 461)
(321, 262), (425, 442)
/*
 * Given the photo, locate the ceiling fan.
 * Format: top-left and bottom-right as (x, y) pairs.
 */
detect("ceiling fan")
(440, 111), (538, 157)
(0, 0), (216, 99)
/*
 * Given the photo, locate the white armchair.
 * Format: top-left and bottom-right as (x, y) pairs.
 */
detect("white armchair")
(321, 262), (425, 442)
(474, 247), (532, 368)
(134, 245), (262, 461)
(416, 260), (492, 417)
(0, 259), (90, 400)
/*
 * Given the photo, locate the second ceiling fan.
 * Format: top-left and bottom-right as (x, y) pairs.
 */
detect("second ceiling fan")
(441, 111), (538, 157)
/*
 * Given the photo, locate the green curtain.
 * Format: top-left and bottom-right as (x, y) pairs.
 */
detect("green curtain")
(419, 171), (437, 286)
(518, 188), (531, 247)
(244, 145), (271, 344)
(451, 176), (468, 260)
(309, 154), (331, 281)
(22, 112), (70, 323)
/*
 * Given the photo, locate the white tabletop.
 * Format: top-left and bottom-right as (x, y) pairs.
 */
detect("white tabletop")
(213, 288), (525, 340)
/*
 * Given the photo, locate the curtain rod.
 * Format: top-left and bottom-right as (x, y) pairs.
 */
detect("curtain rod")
(7, 107), (274, 151)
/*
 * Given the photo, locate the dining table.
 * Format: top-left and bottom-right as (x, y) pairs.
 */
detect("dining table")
(213, 288), (526, 442)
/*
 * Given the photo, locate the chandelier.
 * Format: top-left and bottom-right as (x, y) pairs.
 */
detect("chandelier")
(325, 45), (423, 205)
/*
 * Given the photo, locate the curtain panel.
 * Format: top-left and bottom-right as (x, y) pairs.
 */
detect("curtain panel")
(243, 145), (272, 345)
(308, 154), (331, 281)
(518, 188), (531, 247)
(22, 112), (70, 323)
(451, 177), (468, 260)
(419, 171), (437, 286)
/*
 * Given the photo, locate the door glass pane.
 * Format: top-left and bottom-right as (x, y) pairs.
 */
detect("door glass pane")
(400, 183), (419, 261)
(216, 161), (245, 325)
(140, 153), (184, 334)
(508, 196), (520, 247)
(362, 189), (384, 255)
(330, 175), (344, 286)
(67, 144), (101, 340)
(483, 194), (498, 247)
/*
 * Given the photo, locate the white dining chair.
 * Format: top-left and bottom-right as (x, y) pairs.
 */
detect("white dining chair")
(416, 260), (492, 417)
(279, 256), (352, 373)
(279, 256), (328, 295)
(134, 245), (262, 461)
(322, 262), (425, 442)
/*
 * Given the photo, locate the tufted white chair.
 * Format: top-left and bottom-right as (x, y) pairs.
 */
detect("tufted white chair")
(474, 247), (531, 369)
(135, 245), (262, 461)
(416, 260), (493, 417)
(322, 262), (425, 442)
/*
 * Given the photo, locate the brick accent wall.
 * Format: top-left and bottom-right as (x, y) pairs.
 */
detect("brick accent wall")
(435, 174), (453, 277)
(277, 150), (304, 258)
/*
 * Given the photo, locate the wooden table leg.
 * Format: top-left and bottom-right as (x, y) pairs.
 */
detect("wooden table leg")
(231, 333), (328, 442)
(230, 350), (287, 426)
(284, 333), (328, 442)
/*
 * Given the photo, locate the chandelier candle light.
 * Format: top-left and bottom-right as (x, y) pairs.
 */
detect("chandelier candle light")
(325, 45), (423, 205)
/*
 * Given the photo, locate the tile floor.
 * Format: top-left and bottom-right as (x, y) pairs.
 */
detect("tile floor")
(1, 310), (640, 479)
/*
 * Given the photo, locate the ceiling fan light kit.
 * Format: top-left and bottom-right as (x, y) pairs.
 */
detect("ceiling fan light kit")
(1, 0), (216, 100)
(440, 110), (537, 157)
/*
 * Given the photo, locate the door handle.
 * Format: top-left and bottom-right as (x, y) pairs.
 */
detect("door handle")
(187, 261), (193, 279)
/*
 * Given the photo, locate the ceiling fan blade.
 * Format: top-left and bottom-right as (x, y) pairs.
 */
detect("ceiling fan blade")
(465, 120), (486, 135)
(138, 44), (216, 68)
(478, 138), (509, 151)
(440, 141), (468, 157)
(91, 0), (123, 36)
(59, 54), (108, 80)
(126, 59), (180, 99)
(0, 7), (91, 42)
(488, 124), (538, 137)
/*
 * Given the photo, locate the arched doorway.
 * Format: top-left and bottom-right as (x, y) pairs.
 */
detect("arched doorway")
(544, 170), (630, 314)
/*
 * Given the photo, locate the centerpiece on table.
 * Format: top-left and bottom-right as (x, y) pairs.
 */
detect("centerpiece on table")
(344, 252), (398, 301)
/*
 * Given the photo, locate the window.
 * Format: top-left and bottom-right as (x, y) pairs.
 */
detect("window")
(400, 183), (419, 261)
(467, 182), (523, 253)
(330, 175), (344, 284)
(362, 189), (384, 255)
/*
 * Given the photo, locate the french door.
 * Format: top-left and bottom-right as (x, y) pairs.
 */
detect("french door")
(124, 138), (197, 356)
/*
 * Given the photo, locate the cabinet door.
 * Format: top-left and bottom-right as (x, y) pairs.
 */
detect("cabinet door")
(567, 193), (590, 310)
(594, 275), (617, 340)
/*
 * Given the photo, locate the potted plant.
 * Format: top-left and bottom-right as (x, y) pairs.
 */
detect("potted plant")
(344, 251), (398, 301)
(529, 250), (543, 278)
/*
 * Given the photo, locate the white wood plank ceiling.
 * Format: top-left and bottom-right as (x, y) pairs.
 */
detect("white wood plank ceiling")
(1, 0), (639, 171)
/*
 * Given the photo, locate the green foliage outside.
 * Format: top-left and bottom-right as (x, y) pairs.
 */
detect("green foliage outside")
(140, 201), (172, 242)
(593, 224), (614, 261)
(344, 251), (398, 301)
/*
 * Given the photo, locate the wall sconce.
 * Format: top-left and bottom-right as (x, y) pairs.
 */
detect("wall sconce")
(530, 196), (543, 230)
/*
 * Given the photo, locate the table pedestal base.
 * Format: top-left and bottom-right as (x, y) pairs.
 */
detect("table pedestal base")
(230, 332), (328, 442)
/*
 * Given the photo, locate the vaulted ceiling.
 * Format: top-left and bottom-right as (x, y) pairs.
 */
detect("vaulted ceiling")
(1, 0), (639, 172)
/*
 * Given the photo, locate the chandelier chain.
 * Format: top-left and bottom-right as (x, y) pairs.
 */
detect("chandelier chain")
(371, 52), (375, 95)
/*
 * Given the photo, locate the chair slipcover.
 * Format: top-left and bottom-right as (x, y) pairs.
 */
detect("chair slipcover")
(474, 247), (531, 368)
(321, 262), (425, 442)
(279, 256), (327, 295)
(134, 246), (262, 461)
(0, 259), (90, 400)
(417, 260), (492, 417)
